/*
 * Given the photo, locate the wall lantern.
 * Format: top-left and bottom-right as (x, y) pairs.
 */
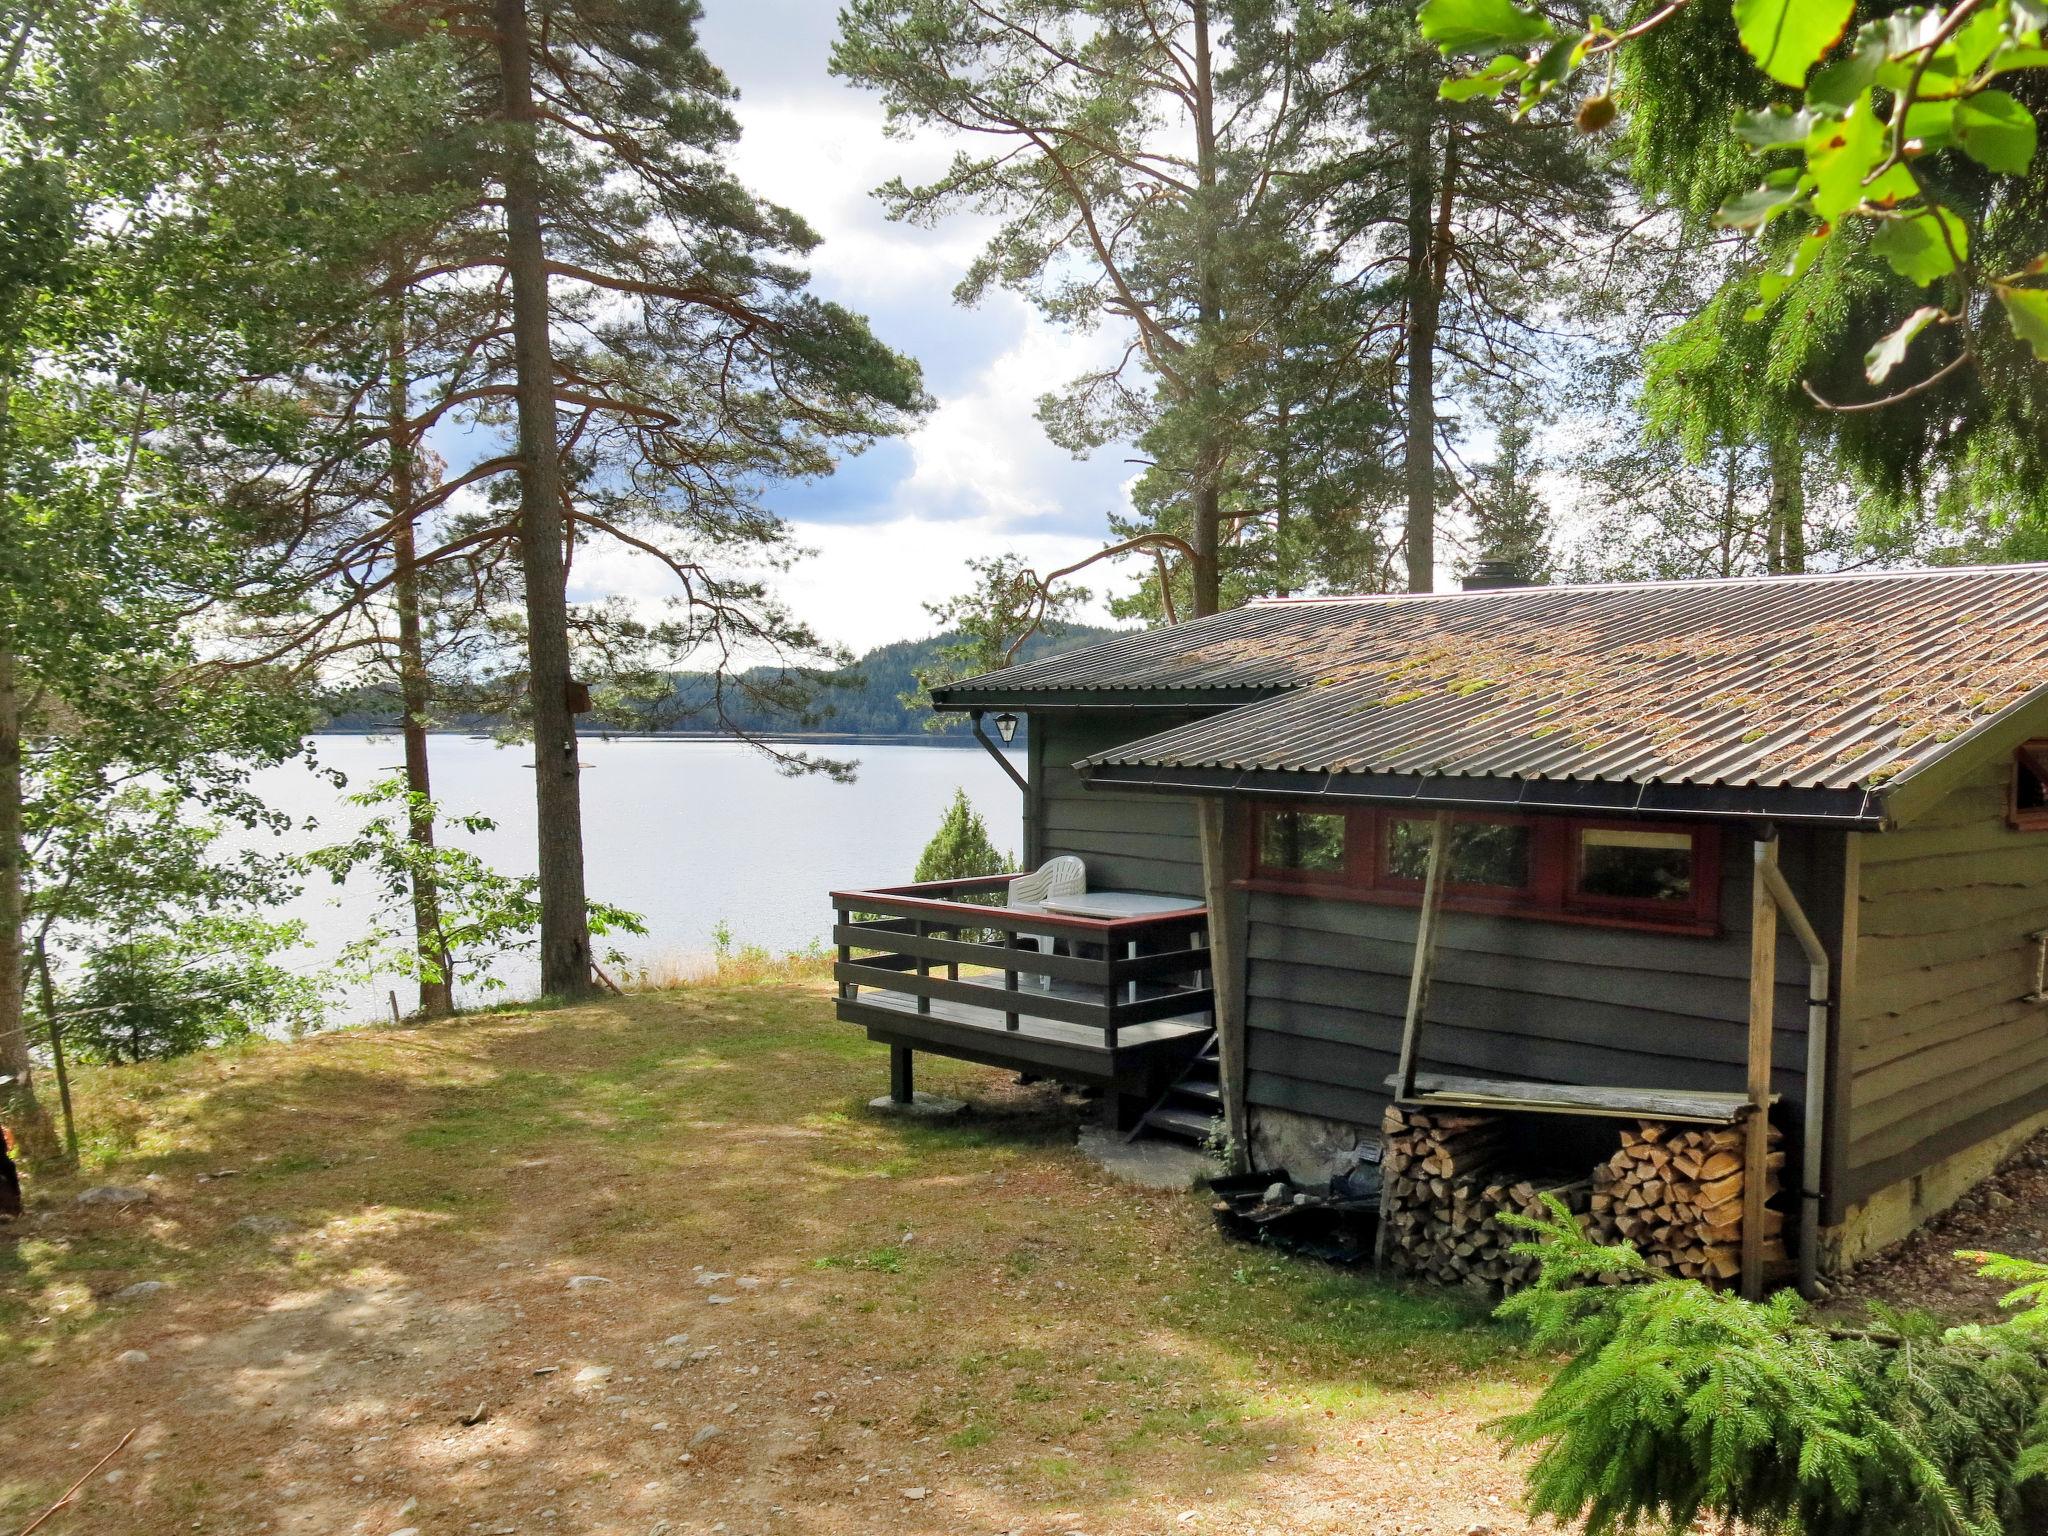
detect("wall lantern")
(994, 711), (1020, 744)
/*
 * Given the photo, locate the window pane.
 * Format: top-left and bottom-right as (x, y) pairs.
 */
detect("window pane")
(2017, 743), (2048, 814)
(1385, 818), (1531, 889)
(1578, 827), (1694, 903)
(1261, 810), (1347, 873)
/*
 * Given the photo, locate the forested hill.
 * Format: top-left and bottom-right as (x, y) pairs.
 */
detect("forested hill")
(673, 626), (1126, 739)
(318, 626), (1127, 739)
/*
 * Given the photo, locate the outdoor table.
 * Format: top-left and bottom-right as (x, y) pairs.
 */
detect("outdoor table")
(1038, 891), (1206, 1000)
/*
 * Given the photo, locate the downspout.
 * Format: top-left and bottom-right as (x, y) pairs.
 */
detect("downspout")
(1755, 841), (1832, 1300)
(969, 710), (1029, 795)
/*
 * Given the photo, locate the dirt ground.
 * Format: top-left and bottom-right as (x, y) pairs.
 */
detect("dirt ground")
(0, 986), (1549, 1536)
(1828, 1129), (2048, 1321)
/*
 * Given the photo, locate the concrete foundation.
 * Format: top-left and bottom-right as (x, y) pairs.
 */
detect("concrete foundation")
(1248, 1104), (1380, 1182)
(1823, 1104), (2048, 1272)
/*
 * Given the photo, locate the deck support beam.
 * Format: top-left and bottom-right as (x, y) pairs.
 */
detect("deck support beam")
(890, 1045), (914, 1105)
(1394, 810), (1452, 1102)
(1744, 830), (1781, 1301)
(1197, 797), (1248, 1169)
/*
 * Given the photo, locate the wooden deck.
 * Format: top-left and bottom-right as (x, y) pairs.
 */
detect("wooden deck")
(830, 876), (1214, 1100)
(842, 977), (1210, 1092)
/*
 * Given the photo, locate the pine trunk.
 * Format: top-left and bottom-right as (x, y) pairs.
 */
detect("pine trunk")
(1767, 428), (1806, 575)
(0, 633), (38, 1141)
(495, 0), (594, 999)
(1402, 101), (1442, 594)
(1187, 0), (1222, 619)
(386, 304), (454, 1018)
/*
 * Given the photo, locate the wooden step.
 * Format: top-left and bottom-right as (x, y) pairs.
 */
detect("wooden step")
(1174, 1079), (1222, 1105)
(1142, 1105), (1216, 1142)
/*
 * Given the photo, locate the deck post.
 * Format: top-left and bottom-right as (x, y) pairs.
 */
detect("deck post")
(836, 906), (852, 1001)
(889, 1045), (914, 1104)
(1743, 829), (1781, 1301)
(1102, 950), (1120, 1050)
(1002, 930), (1020, 1031)
(1394, 810), (1452, 1103)
(913, 919), (931, 1015)
(1196, 797), (1249, 1170)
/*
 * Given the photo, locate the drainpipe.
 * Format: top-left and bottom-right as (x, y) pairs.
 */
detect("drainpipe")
(1755, 840), (1832, 1300)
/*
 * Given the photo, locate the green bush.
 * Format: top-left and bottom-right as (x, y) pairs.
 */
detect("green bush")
(1495, 1202), (2048, 1536)
(54, 917), (324, 1064)
(914, 787), (1015, 884)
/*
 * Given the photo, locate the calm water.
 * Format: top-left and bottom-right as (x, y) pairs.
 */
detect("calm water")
(244, 734), (1024, 1020)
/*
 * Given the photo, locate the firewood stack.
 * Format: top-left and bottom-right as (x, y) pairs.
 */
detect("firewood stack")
(1379, 1106), (1591, 1291)
(1586, 1118), (1787, 1283)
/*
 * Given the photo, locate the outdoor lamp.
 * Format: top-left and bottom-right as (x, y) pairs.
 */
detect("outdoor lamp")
(994, 711), (1020, 744)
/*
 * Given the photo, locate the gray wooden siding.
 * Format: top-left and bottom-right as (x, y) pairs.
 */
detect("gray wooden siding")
(1845, 760), (2048, 1203)
(1244, 826), (1828, 1135)
(1034, 710), (1208, 899)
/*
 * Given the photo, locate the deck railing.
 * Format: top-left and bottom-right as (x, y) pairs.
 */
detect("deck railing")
(830, 875), (1213, 1047)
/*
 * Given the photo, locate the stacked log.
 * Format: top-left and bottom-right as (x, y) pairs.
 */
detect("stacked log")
(1586, 1118), (1787, 1283)
(1379, 1106), (1591, 1291)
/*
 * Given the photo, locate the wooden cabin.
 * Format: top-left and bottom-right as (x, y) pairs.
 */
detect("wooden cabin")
(829, 564), (2048, 1284)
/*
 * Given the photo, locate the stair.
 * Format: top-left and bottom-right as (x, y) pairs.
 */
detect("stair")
(1127, 1034), (1222, 1147)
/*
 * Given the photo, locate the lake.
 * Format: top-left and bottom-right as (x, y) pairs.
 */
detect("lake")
(245, 733), (1024, 1020)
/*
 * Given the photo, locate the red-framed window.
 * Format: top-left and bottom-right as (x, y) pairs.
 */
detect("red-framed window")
(1241, 803), (1723, 934)
(2011, 741), (2048, 831)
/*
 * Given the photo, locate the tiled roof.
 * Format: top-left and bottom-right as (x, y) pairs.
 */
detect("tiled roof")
(943, 566), (2048, 795)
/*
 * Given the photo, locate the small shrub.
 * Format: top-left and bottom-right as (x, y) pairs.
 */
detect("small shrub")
(914, 788), (1014, 884)
(1494, 1201), (2048, 1536)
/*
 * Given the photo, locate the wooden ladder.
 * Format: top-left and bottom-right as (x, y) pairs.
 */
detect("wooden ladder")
(1126, 1032), (1222, 1146)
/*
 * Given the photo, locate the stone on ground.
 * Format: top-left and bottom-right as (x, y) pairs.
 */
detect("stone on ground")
(867, 1091), (967, 1118)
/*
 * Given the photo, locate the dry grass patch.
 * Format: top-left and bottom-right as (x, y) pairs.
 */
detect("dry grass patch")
(0, 984), (1547, 1535)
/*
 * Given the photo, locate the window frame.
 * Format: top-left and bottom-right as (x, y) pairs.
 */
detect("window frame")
(2010, 740), (2048, 832)
(1247, 804), (1358, 891)
(1240, 801), (1722, 936)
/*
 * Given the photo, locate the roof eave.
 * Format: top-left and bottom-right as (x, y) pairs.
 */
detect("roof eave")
(1079, 762), (1887, 828)
(927, 684), (1283, 712)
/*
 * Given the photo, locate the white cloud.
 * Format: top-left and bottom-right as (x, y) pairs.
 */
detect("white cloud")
(779, 514), (1125, 654)
(897, 309), (1136, 529)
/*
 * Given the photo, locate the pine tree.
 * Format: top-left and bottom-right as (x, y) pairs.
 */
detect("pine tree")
(1464, 386), (1552, 584)
(914, 790), (1015, 884)
(233, 0), (928, 1002)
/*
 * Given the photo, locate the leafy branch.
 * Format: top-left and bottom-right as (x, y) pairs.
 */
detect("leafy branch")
(1418, 0), (2048, 404)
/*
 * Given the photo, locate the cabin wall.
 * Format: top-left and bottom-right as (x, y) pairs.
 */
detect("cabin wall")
(1032, 710), (1209, 899)
(1838, 756), (2048, 1253)
(1242, 823), (1835, 1177)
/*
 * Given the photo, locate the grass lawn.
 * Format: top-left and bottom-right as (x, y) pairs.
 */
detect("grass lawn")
(0, 984), (1551, 1536)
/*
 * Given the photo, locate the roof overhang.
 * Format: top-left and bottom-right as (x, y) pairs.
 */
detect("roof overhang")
(927, 685), (1281, 712)
(1079, 762), (1888, 828)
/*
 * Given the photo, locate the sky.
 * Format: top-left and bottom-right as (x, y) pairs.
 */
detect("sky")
(572, 0), (1140, 655)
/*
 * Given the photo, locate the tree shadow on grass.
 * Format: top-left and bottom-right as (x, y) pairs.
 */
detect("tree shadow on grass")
(0, 986), (1540, 1535)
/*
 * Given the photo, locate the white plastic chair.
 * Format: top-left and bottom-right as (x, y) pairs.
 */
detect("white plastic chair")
(1008, 856), (1085, 986)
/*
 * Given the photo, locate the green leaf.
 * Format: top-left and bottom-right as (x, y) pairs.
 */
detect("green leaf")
(1440, 53), (1528, 100)
(1806, 93), (1916, 222)
(1990, 42), (2048, 72)
(1733, 0), (1856, 86)
(1902, 98), (1959, 147)
(1808, 24), (1886, 110)
(1996, 282), (2048, 358)
(1736, 105), (1816, 148)
(1716, 169), (1811, 231)
(1418, 0), (1556, 56)
(1955, 89), (2038, 172)
(1870, 206), (1970, 284)
(1865, 305), (1944, 382)
(1753, 228), (1830, 311)
(1951, 9), (2012, 77)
